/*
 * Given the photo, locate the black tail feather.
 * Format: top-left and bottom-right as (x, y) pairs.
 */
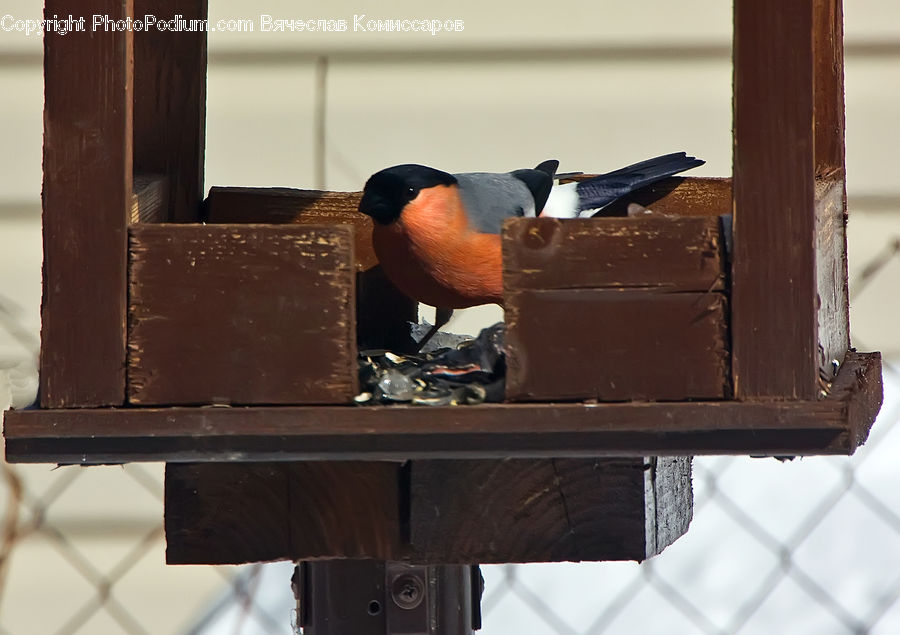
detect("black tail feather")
(576, 152), (704, 214)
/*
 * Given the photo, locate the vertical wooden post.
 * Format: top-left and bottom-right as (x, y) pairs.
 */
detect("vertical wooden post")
(732, 0), (848, 400)
(133, 0), (208, 222)
(41, 2), (134, 406)
(812, 0), (850, 380)
(813, 0), (846, 177)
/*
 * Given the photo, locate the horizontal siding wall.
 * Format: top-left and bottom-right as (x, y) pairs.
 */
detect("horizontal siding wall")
(1, 1), (899, 336)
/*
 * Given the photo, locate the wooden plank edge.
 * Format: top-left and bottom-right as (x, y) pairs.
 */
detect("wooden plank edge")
(815, 177), (850, 389)
(501, 215), (725, 293)
(40, 1), (134, 407)
(832, 350), (882, 452)
(204, 186), (363, 223)
(2, 352), (881, 463)
(126, 223), (358, 405)
(204, 178), (732, 221)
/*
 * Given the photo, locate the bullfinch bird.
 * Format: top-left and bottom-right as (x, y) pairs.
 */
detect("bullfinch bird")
(358, 152), (703, 348)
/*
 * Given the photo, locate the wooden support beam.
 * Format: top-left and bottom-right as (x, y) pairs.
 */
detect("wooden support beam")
(162, 457), (691, 565)
(128, 224), (357, 405)
(41, 1), (134, 407)
(134, 0), (207, 221)
(3, 352), (882, 463)
(733, 0), (849, 399)
(408, 457), (691, 563)
(165, 462), (401, 564)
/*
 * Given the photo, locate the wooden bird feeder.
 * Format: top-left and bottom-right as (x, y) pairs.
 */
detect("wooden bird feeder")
(2, 0), (884, 627)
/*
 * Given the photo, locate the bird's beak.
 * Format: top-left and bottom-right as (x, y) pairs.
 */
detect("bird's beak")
(358, 190), (400, 225)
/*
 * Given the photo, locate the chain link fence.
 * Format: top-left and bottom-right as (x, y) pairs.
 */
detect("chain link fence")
(0, 226), (898, 634)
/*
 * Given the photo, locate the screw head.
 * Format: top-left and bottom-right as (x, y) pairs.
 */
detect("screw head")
(390, 573), (425, 610)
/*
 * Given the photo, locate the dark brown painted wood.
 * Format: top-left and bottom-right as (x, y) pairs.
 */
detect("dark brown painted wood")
(134, 0), (207, 222)
(503, 216), (724, 292)
(733, 0), (850, 400)
(812, 0), (850, 391)
(166, 462), (400, 564)
(505, 290), (729, 401)
(127, 224), (357, 405)
(204, 187), (375, 270)
(3, 352), (881, 463)
(841, 350), (883, 451)
(409, 457), (692, 563)
(164, 458), (690, 565)
(563, 177), (732, 218)
(41, 1), (134, 407)
(813, 0), (846, 177)
(204, 187), (418, 349)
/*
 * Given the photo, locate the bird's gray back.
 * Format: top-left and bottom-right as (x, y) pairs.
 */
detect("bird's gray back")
(454, 172), (536, 234)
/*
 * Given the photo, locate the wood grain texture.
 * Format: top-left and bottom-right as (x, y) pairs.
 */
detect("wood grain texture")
(505, 290), (729, 401)
(204, 187), (374, 270)
(165, 462), (400, 564)
(163, 458), (691, 565)
(813, 0), (846, 177)
(409, 458), (693, 563)
(131, 175), (168, 224)
(733, 0), (829, 400)
(203, 187), (417, 349)
(841, 350), (883, 451)
(815, 180), (849, 388)
(645, 457), (693, 556)
(41, 1), (134, 407)
(562, 177), (732, 218)
(812, 0), (850, 391)
(3, 352), (881, 463)
(503, 216), (724, 292)
(134, 0), (207, 222)
(127, 224), (357, 405)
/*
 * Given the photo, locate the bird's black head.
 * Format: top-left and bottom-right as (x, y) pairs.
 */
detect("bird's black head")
(359, 164), (457, 225)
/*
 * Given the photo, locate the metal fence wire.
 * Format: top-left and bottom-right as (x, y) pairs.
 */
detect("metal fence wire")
(1, 237), (899, 634)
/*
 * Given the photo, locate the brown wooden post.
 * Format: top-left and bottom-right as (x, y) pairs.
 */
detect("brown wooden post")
(41, 1), (134, 407)
(813, 0), (847, 177)
(732, 0), (848, 400)
(133, 0), (207, 222)
(812, 0), (850, 385)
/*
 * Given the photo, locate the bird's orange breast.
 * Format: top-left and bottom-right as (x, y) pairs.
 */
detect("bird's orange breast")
(372, 185), (504, 309)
